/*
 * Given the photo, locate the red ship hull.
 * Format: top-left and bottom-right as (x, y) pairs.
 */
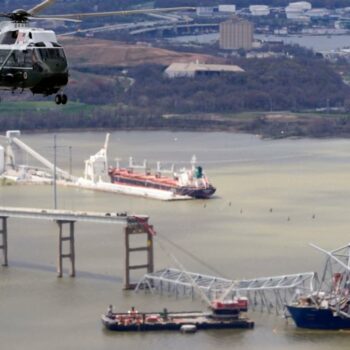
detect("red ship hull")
(108, 168), (216, 199)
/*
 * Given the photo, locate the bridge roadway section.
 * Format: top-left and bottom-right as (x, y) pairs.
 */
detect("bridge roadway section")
(0, 207), (154, 286)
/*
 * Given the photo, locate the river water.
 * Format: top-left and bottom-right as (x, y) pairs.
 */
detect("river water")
(169, 32), (350, 51)
(1, 131), (350, 349)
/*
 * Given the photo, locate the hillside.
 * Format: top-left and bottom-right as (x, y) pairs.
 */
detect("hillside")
(59, 36), (222, 68)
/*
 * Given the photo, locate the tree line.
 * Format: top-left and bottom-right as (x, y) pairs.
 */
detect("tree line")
(109, 53), (350, 114)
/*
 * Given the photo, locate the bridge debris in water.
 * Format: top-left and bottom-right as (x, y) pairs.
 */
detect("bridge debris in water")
(135, 268), (317, 314)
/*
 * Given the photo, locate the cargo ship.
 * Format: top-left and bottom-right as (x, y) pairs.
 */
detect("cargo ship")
(75, 134), (215, 200)
(101, 298), (254, 332)
(286, 304), (350, 330)
(286, 243), (350, 330)
(108, 155), (216, 199)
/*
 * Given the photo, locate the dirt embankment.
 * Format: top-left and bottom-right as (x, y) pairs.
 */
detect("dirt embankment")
(60, 36), (222, 68)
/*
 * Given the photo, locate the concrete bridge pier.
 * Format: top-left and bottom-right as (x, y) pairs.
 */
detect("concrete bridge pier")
(0, 217), (8, 267)
(57, 220), (76, 277)
(124, 219), (154, 290)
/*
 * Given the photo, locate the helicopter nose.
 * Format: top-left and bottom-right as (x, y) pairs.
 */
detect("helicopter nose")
(49, 59), (67, 73)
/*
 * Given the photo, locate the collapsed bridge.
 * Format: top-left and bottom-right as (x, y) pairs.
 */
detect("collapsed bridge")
(135, 268), (317, 314)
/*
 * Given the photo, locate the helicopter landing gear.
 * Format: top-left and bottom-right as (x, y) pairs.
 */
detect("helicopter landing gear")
(55, 94), (68, 105)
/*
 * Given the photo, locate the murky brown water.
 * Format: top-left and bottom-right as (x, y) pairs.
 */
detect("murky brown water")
(1, 131), (350, 349)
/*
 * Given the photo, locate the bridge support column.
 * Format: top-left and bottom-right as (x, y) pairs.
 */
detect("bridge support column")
(124, 218), (154, 290)
(0, 217), (8, 267)
(56, 220), (76, 278)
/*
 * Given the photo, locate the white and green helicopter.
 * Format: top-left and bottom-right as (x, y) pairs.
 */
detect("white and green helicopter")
(0, 0), (193, 104)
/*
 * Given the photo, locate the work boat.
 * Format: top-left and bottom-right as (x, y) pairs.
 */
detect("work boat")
(108, 156), (216, 199)
(101, 298), (254, 332)
(286, 243), (350, 330)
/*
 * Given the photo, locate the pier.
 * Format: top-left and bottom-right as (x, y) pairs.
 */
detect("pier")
(0, 207), (154, 288)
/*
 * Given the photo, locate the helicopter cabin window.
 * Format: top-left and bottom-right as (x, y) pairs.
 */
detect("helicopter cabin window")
(0, 31), (19, 45)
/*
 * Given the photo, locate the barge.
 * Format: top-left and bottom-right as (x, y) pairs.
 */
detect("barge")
(102, 299), (254, 332)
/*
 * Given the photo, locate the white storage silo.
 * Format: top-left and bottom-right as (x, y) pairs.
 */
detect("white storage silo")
(218, 5), (236, 13)
(249, 5), (270, 16)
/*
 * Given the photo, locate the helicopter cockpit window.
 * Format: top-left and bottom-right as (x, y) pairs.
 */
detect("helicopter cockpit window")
(12, 50), (32, 68)
(38, 48), (66, 61)
(0, 31), (19, 45)
(1, 50), (32, 68)
(6, 52), (18, 67)
(0, 50), (10, 64)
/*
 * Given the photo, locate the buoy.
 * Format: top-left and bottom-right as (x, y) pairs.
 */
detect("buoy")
(180, 324), (197, 333)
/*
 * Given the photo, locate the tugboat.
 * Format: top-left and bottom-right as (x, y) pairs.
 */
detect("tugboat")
(101, 298), (254, 332)
(286, 243), (350, 330)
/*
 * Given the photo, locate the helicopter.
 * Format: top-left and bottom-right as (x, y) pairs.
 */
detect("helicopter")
(0, 0), (194, 105)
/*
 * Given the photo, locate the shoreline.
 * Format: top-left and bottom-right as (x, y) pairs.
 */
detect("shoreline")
(6, 111), (350, 140)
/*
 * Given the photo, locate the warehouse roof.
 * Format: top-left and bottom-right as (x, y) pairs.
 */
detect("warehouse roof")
(165, 62), (245, 75)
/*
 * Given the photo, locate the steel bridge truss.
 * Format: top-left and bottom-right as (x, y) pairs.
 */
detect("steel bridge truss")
(135, 268), (317, 314)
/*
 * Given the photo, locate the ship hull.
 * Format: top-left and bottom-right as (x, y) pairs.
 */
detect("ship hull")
(109, 175), (216, 199)
(176, 185), (216, 199)
(287, 305), (350, 330)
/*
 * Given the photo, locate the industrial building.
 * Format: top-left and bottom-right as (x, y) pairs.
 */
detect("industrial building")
(164, 61), (244, 78)
(219, 17), (254, 50)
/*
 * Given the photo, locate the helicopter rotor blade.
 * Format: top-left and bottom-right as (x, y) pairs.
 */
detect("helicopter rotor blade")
(30, 16), (81, 23)
(0, 13), (11, 19)
(40, 7), (195, 20)
(29, 0), (56, 16)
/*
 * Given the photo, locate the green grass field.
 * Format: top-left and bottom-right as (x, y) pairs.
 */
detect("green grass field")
(0, 101), (95, 115)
